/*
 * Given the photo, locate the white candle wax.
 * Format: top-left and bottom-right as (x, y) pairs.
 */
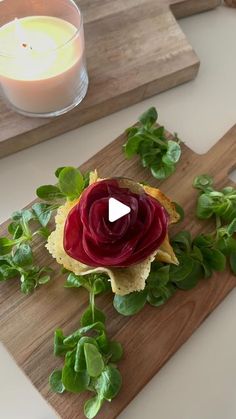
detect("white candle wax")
(0, 16), (86, 115)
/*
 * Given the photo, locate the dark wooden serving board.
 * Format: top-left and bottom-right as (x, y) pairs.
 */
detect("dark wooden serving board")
(0, 123), (236, 418)
(0, 0), (220, 158)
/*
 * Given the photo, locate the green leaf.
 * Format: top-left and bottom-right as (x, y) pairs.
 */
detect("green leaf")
(124, 135), (144, 159)
(193, 175), (213, 191)
(222, 186), (236, 194)
(227, 218), (236, 236)
(209, 191), (224, 198)
(0, 257), (10, 265)
(23, 209), (35, 223)
(59, 167), (84, 200)
(126, 126), (139, 137)
(0, 237), (16, 256)
(141, 151), (159, 168)
(8, 222), (23, 239)
(139, 107), (157, 128)
(214, 201), (231, 217)
(0, 265), (19, 280)
(84, 396), (104, 419)
(230, 252), (236, 275)
(20, 277), (36, 294)
(147, 265), (170, 287)
(172, 231), (191, 252)
(151, 163), (175, 180)
(36, 185), (65, 201)
(55, 166), (66, 178)
(196, 194), (214, 219)
(10, 209), (34, 224)
(113, 290), (147, 316)
(147, 283), (176, 307)
(156, 265), (170, 284)
(138, 140), (157, 156)
(108, 341), (123, 362)
(80, 305), (106, 327)
(39, 266), (53, 275)
(191, 245), (203, 262)
(95, 365), (122, 401)
(13, 244), (33, 266)
(49, 369), (65, 394)
(84, 343), (104, 378)
(193, 234), (214, 248)
(165, 140), (181, 164)
(63, 330), (82, 347)
(64, 273), (83, 288)
(152, 126), (164, 138)
(202, 248), (226, 272)
(96, 330), (109, 354)
(93, 276), (111, 295)
(54, 329), (75, 356)
(175, 261), (203, 290)
(38, 275), (51, 285)
(173, 202), (185, 223)
(169, 254), (194, 281)
(75, 337), (98, 372)
(222, 204), (236, 223)
(8, 268), (20, 279)
(63, 323), (105, 348)
(11, 211), (23, 221)
(216, 237), (236, 255)
(83, 171), (91, 189)
(202, 262), (213, 278)
(62, 362), (90, 393)
(32, 203), (52, 227)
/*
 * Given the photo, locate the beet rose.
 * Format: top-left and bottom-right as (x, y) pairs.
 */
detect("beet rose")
(64, 179), (168, 267)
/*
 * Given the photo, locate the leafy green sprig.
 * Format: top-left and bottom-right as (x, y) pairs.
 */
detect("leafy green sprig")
(64, 272), (111, 325)
(0, 206), (55, 293)
(194, 174), (236, 274)
(36, 166), (90, 202)
(50, 272), (123, 419)
(194, 174), (236, 222)
(124, 107), (181, 180)
(0, 166), (89, 294)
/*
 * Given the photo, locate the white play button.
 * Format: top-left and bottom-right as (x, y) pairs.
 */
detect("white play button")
(108, 197), (131, 222)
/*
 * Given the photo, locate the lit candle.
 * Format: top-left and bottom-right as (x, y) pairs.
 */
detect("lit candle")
(0, 2), (88, 117)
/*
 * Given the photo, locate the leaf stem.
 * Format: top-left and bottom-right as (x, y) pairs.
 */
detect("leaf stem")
(90, 290), (95, 323)
(143, 132), (167, 148)
(216, 214), (221, 230)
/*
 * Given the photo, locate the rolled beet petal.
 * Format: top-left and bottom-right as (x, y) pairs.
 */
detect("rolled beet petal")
(63, 179), (168, 267)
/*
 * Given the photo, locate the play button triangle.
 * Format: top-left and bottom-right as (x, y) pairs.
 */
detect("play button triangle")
(108, 197), (131, 222)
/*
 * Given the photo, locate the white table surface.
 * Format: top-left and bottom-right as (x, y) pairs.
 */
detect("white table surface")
(1, 4), (236, 419)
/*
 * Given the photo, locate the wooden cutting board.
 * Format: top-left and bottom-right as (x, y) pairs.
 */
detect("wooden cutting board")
(0, 0), (220, 158)
(0, 123), (236, 419)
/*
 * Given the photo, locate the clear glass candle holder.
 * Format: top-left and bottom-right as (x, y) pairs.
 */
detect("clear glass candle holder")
(0, 0), (89, 118)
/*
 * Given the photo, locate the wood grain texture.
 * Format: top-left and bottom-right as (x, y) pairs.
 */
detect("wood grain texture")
(170, 0), (221, 17)
(0, 124), (236, 418)
(224, 0), (236, 7)
(0, 0), (219, 158)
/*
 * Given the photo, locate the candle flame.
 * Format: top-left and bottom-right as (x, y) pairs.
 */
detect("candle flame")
(14, 18), (32, 50)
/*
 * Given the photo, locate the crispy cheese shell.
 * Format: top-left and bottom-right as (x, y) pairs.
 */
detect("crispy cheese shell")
(143, 185), (180, 224)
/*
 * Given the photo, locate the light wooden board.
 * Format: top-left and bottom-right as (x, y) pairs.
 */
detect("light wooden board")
(0, 0), (220, 158)
(0, 123), (236, 418)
